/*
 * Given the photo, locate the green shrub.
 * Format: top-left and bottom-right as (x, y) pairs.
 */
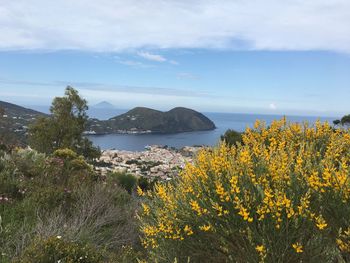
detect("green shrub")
(53, 148), (92, 171)
(220, 129), (242, 146)
(15, 236), (105, 263)
(109, 172), (138, 194)
(0, 143), (143, 262)
(10, 148), (47, 178)
(0, 148), (102, 259)
(138, 177), (158, 192)
(27, 186), (75, 211)
(33, 184), (139, 249)
(53, 148), (78, 160)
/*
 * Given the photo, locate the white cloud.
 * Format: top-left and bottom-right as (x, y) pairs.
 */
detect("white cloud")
(269, 103), (277, 110)
(0, 0), (349, 53)
(138, 51), (166, 62)
(137, 51), (178, 65)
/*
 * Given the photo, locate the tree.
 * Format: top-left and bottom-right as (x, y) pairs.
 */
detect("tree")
(333, 119), (341, 126)
(333, 115), (350, 128)
(29, 86), (100, 160)
(220, 129), (242, 146)
(340, 114), (350, 126)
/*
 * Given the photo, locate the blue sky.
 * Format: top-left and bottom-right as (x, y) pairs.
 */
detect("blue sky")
(0, 0), (349, 117)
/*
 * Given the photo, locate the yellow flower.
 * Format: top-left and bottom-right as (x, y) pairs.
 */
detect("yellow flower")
(184, 225), (193, 236)
(199, 224), (211, 231)
(292, 243), (303, 253)
(215, 181), (229, 202)
(138, 119), (350, 257)
(255, 245), (265, 253)
(315, 215), (328, 230)
(212, 202), (224, 216)
(255, 244), (267, 261)
(155, 184), (168, 201)
(190, 200), (204, 216)
(137, 186), (145, 196)
(237, 205), (251, 221)
(141, 203), (150, 216)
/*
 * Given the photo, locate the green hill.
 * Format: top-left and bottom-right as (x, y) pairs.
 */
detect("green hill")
(87, 107), (216, 134)
(0, 101), (46, 145)
(0, 101), (216, 137)
(0, 101), (44, 117)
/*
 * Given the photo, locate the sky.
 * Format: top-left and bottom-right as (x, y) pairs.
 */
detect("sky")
(0, 0), (349, 117)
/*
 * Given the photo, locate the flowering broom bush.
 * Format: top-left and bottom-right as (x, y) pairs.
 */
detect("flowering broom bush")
(139, 119), (350, 262)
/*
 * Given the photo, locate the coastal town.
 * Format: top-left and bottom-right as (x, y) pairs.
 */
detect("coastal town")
(95, 145), (203, 180)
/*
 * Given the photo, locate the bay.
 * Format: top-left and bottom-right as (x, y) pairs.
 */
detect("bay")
(87, 112), (335, 151)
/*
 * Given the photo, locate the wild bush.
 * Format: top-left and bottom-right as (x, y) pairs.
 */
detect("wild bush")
(0, 148), (126, 261)
(108, 171), (138, 194)
(139, 119), (350, 263)
(33, 184), (139, 250)
(14, 236), (106, 263)
(138, 177), (158, 192)
(220, 129), (242, 146)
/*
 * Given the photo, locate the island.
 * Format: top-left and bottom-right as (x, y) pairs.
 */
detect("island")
(0, 100), (216, 141)
(86, 107), (216, 134)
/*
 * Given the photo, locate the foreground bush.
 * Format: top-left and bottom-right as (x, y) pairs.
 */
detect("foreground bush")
(139, 119), (350, 262)
(0, 148), (141, 262)
(15, 236), (105, 263)
(33, 184), (139, 251)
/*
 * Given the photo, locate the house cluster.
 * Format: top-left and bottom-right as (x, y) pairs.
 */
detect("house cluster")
(0, 113), (37, 133)
(95, 145), (203, 180)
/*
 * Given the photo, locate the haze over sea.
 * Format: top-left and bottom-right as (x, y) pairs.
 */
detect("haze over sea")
(85, 109), (335, 151)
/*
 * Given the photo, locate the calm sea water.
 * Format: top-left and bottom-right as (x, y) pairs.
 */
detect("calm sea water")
(87, 112), (335, 151)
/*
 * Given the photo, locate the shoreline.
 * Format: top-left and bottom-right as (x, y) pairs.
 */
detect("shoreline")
(84, 127), (217, 136)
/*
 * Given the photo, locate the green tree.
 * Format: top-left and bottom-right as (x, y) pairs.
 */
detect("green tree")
(220, 129), (242, 146)
(340, 114), (350, 126)
(29, 86), (100, 160)
(108, 172), (138, 194)
(333, 119), (341, 126)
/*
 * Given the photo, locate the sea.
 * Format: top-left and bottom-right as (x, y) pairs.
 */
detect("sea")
(86, 110), (335, 151)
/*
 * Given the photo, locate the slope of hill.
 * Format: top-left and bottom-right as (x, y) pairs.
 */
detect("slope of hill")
(0, 101), (45, 117)
(0, 101), (46, 145)
(87, 107), (216, 134)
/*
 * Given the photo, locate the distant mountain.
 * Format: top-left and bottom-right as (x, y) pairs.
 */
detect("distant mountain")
(93, 101), (115, 109)
(87, 107), (216, 134)
(88, 102), (126, 120)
